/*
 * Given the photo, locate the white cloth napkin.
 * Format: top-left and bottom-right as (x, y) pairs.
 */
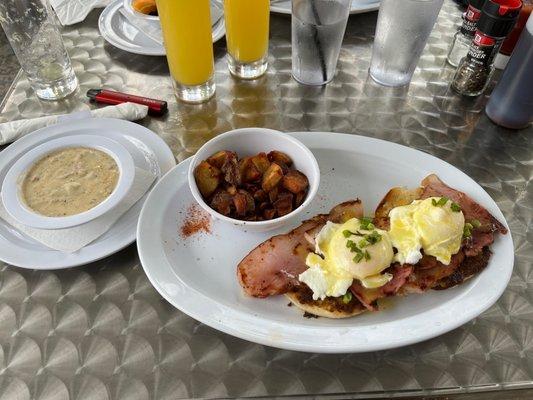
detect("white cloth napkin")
(0, 167), (155, 253)
(0, 103), (149, 145)
(50, 0), (112, 25)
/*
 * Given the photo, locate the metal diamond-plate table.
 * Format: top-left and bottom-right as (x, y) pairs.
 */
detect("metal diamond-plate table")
(0, 1), (532, 399)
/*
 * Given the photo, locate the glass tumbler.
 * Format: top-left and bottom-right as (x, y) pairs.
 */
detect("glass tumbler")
(369, 0), (444, 87)
(291, 0), (351, 85)
(156, 0), (215, 103)
(224, 0), (270, 79)
(0, 0), (78, 101)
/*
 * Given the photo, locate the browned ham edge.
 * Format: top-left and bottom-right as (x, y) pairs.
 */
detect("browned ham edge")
(237, 200), (363, 298)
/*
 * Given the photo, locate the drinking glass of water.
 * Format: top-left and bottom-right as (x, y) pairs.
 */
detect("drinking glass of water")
(291, 0), (351, 85)
(369, 0), (444, 87)
(0, 0), (78, 101)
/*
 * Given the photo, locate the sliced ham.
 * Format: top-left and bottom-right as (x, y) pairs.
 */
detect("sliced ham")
(237, 200), (363, 298)
(349, 265), (414, 311)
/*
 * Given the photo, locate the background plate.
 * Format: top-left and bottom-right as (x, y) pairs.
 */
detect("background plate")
(137, 132), (513, 353)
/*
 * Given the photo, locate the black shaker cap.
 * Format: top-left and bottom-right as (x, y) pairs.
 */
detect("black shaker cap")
(477, 0), (523, 37)
(469, 0), (487, 11)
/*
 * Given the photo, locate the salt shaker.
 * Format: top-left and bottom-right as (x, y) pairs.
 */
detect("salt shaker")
(451, 0), (522, 97)
(447, 0), (487, 67)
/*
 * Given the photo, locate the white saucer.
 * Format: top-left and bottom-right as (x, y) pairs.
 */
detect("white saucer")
(270, 0), (380, 15)
(0, 118), (175, 269)
(99, 0), (226, 56)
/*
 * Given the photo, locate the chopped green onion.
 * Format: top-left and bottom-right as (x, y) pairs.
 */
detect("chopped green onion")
(463, 222), (473, 238)
(342, 292), (353, 304)
(342, 230), (352, 238)
(364, 231), (382, 244)
(360, 217), (375, 230)
(358, 239), (369, 248)
(471, 219), (481, 228)
(432, 197), (449, 207)
(364, 250), (371, 261)
(450, 202), (461, 212)
(353, 253), (364, 263)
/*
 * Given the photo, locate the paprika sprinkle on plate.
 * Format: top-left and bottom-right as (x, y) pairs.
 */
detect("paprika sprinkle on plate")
(180, 204), (211, 238)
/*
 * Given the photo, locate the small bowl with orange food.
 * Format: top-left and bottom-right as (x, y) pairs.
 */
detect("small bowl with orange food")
(124, 0), (159, 20)
(188, 128), (320, 233)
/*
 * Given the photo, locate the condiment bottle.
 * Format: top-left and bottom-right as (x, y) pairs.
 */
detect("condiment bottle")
(447, 0), (487, 67)
(485, 14), (533, 129)
(494, 0), (532, 68)
(451, 0), (522, 97)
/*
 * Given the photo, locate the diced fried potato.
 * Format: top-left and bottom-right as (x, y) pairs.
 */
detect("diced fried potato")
(274, 192), (293, 216)
(251, 152), (270, 173)
(233, 193), (247, 216)
(239, 157), (262, 183)
(207, 150), (236, 169)
(194, 161), (220, 198)
(226, 185), (237, 195)
(268, 186), (278, 203)
(238, 189), (255, 213)
(295, 190), (307, 207)
(268, 151), (292, 166)
(221, 152), (241, 186)
(210, 190), (233, 216)
(261, 163), (283, 192)
(253, 189), (267, 203)
(282, 170), (309, 194)
(263, 208), (276, 220)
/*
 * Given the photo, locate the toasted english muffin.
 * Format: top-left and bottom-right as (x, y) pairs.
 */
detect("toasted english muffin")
(285, 285), (366, 319)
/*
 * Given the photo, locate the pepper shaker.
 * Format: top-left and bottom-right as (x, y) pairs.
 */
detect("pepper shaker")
(447, 0), (487, 67)
(451, 0), (522, 97)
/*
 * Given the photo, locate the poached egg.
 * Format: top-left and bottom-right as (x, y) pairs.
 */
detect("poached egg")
(299, 218), (395, 300)
(388, 197), (465, 265)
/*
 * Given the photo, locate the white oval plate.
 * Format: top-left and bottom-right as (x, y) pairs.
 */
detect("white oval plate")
(137, 132), (513, 353)
(99, 0), (226, 57)
(270, 0), (380, 15)
(0, 118), (175, 269)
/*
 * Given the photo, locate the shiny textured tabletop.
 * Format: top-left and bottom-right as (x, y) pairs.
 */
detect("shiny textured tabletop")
(0, 1), (532, 399)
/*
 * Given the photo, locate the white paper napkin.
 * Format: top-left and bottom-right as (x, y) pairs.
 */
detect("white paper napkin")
(0, 167), (155, 253)
(0, 103), (149, 145)
(50, 0), (112, 26)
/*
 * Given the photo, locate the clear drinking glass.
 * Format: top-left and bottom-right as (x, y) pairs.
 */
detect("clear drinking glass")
(369, 0), (444, 87)
(156, 0), (215, 103)
(0, 0), (78, 101)
(224, 0), (270, 79)
(291, 0), (351, 85)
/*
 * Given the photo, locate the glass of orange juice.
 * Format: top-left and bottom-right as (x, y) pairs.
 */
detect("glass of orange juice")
(156, 0), (215, 103)
(223, 0), (270, 79)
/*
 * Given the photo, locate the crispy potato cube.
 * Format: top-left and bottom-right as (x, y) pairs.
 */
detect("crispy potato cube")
(210, 190), (233, 216)
(251, 152), (270, 173)
(261, 163), (283, 192)
(253, 189), (267, 203)
(268, 151), (293, 166)
(282, 170), (309, 194)
(273, 192), (294, 216)
(238, 189), (255, 213)
(295, 190), (307, 207)
(194, 161), (220, 198)
(268, 186), (279, 203)
(239, 157), (262, 183)
(221, 152), (241, 187)
(207, 150), (236, 169)
(263, 208), (276, 220)
(233, 192), (247, 216)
